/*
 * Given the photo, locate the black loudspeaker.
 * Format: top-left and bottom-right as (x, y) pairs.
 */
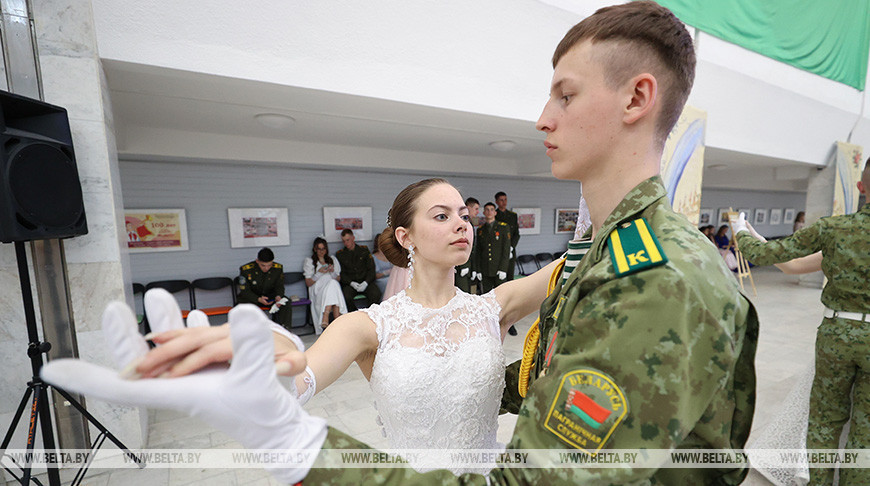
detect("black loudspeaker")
(0, 90), (87, 243)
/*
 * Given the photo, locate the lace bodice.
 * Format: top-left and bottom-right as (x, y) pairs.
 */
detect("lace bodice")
(363, 289), (506, 473)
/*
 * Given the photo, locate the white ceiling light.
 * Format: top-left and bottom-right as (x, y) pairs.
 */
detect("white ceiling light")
(254, 113), (296, 130)
(489, 140), (517, 152)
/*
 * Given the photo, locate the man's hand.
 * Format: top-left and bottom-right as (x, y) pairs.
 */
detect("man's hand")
(497, 271), (507, 281)
(349, 281), (361, 292)
(460, 267), (470, 277)
(257, 295), (272, 306)
(357, 281), (368, 292)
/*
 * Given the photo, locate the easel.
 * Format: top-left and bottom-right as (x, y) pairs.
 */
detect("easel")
(726, 208), (757, 296)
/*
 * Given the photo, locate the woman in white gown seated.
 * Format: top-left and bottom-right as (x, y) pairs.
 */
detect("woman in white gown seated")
(303, 237), (347, 334)
(60, 178), (561, 475)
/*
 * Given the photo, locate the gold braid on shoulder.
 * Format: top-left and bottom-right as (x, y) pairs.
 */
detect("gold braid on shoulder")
(518, 258), (566, 397)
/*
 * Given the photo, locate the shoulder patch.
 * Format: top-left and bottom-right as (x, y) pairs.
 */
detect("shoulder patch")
(241, 263), (254, 270)
(607, 217), (668, 277)
(273, 262), (283, 269)
(544, 368), (629, 453)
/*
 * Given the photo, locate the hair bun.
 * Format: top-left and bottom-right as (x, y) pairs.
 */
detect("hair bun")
(378, 226), (408, 267)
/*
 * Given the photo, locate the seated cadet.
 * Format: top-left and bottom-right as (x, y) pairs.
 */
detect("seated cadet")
(335, 229), (382, 310)
(237, 247), (292, 329)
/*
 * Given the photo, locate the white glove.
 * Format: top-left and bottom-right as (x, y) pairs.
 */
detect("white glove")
(357, 281), (368, 292)
(730, 212), (749, 235)
(510, 247), (515, 259)
(269, 297), (288, 314)
(472, 271), (481, 281)
(497, 271), (507, 280)
(349, 281), (361, 292)
(41, 290), (327, 484)
(460, 267), (470, 277)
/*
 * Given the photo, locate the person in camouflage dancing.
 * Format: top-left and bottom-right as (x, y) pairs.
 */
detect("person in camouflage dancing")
(734, 161), (870, 485)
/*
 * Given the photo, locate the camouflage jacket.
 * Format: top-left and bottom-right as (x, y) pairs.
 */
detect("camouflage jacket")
(737, 202), (870, 313)
(306, 177), (759, 485)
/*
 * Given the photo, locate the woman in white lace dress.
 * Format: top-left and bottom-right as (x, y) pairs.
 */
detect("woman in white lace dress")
(129, 178), (560, 474)
(303, 237), (347, 334)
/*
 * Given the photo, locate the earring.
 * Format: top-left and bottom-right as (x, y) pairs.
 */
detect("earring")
(407, 244), (415, 289)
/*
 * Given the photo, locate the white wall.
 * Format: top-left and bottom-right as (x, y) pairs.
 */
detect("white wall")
(120, 160), (580, 310)
(91, 0), (870, 168)
(700, 188), (806, 238)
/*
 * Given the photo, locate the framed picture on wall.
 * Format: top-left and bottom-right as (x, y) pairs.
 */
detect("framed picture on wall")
(555, 208), (579, 234)
(769, 208), (783, 225)
(754, 208), (767, 225)
(124, 209), (189, 253)
(784, 208), (796, 224)
(323, 207), (373, 242)
(515, 208), (541, 235)
(228, 208), (290, 248)
(717, 208), (731, 224)
(699, 208), (713, 225)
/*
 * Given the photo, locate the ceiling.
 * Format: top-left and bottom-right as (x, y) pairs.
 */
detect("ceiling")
(104, 60), (816, 189)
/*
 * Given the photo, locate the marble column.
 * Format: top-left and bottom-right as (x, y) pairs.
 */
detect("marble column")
(0, 0), (143, 461)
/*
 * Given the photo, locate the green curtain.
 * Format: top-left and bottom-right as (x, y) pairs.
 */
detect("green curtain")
(656, 0), (870, 90)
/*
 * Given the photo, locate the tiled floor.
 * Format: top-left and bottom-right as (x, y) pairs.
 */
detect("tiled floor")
(14, 267), (824, 485)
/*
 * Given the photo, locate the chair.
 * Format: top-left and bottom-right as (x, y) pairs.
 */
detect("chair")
(284, 272), (315, 336)
(516, 254), (538, 276)
(553, 248), (566, 259)
(535, 252), (555, 268)
(145, 279), (193, 319)
(132, 283), (150, 335)
(191, 277), (236, 319)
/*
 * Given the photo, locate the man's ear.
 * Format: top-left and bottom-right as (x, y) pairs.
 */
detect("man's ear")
(395, 227), (411, 249)
(623, 73), (657, 125)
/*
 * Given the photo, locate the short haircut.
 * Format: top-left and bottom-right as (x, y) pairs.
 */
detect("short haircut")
(494, 191), (507, 199)
(484, 202), (497, 210)
(340, 228), (354, 237)
(552, 1), (695, 146)
(257, 247), (274, 262)
(465, 197), (480, 206)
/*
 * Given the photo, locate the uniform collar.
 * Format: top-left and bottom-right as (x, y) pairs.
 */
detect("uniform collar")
(589, 175), (668, 262)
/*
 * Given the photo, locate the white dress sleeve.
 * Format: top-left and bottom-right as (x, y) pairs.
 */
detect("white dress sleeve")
(330, 256), (341, 279)
(302, 257), (315, 279)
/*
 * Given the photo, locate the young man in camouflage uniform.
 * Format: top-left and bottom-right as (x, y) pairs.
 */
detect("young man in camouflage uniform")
(237, 247), (292, 329)
(734, 162), (870, 485)
(42, 3), (760, 484)
(303, 2), (759, 484)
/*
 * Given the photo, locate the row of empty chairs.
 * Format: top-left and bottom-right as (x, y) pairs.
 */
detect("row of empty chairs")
(516, 251), (564, 276)
(132, 272), (313, 335)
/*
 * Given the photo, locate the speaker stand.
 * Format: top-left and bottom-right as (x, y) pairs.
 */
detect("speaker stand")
(1, 241), (144, 485)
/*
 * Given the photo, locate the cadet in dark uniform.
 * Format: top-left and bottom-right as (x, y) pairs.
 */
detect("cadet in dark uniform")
(494, 191), (520, 280)
(236, 247), (292, 329)
(335, 229), (382, 310)
(454, 197), (480, 293)
(474, 202), (511, 294)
